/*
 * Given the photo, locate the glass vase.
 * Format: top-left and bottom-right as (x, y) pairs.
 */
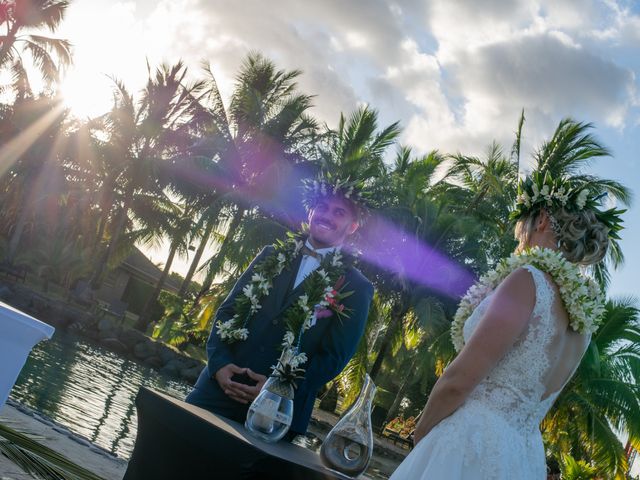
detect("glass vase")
(245, 376), (294, 443)
(320, 374), (377, 477)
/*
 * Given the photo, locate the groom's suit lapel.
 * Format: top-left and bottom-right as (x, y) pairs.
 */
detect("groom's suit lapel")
(268, 253), (304, 318)
(273, 253), (307, 318)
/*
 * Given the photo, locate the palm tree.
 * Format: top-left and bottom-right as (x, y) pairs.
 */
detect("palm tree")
(0, 0), (72, 98)
(189, 53), (319, 302)
(360, 148), (468, 381)
(446, 141), (519, 271)
(318, 106), (400, 181)
(532, 119), (632, 287)
(86, 61), (207, 291)
(135, 200), (197, 331)
(542, 297), (640, 478)
(1, 94), (69, 264)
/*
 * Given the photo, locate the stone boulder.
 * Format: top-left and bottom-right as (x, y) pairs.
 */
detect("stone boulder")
(143, 356), (164, 369)
(119, 329), (149, 350)
(98, 317), (116, 332)
(100, 337), (129, 354)
(179, 366), (202, 384)
(133, 341), (157, 360)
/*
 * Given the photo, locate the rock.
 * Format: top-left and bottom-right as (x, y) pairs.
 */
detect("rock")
(133, 341), (157, 360)
(157, 344), (179, 364)
(179, 365), (202, 383)
(100, 337), (129, 354)
(119, 328), (149, 350)
(0, 285), (13, 301)
(98, 317), (116, 332)
(98, 328), (118, 341)
(160, 358), (189, 376)
(143, 356), (163, 369)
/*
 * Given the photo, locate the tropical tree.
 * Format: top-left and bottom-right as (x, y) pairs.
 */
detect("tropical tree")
(0, 94), (70, 264)
(531, 118), (631, 287)
(86, 61), (207, 292)
(135, 199), (197, 331)
(188, 53), (319, 303)
(446, 141), (519, 270)
(543, 297), (640, 478)
(0, 0), (72, 98)
(360, 148), (466, 382)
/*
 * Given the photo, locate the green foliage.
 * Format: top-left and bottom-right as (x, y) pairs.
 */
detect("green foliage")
(559, 453), (601, 480)
(543, 297), (640, 478)
(151, 291), (207, 348)
(0, 422), (105, 480)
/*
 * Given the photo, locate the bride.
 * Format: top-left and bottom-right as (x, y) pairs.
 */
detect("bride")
(390, 172), (623, 479)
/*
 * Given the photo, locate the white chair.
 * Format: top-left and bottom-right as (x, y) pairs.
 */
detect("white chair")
(0, 301), (55, 408)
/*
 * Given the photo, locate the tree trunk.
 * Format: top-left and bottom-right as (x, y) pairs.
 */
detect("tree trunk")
(178, 219), (214, 299)
(369, 299), (409, 381)
(384, 355), (418, 424)
(91, 187), (114, 257)
(89, 187), (134, 290)
(6, 201), (30, 264)
(135, 237), (180, 331)
(192, 207), (245, 306)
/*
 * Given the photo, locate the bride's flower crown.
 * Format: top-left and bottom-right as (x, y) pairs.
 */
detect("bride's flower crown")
(511, 171), (624, 241)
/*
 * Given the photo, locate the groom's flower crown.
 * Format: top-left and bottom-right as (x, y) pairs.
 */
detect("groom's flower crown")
(302, 173), (371, 220)
(511, 171), (624, 241)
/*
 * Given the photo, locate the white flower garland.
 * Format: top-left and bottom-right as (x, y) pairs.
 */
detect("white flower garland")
(215, 235), (348, 381)
(451, 247), (605, 352)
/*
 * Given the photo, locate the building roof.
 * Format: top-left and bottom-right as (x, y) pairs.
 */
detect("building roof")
(120, 248), (182, 294)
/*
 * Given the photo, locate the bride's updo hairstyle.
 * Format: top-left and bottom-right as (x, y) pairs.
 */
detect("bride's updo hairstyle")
(552, 208), (609, 265)
(515, 208), (610, 266)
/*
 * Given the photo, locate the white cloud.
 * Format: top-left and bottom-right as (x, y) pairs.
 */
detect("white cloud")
(59, 0), (639, 154)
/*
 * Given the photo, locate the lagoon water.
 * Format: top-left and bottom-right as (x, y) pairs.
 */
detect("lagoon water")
(10, 330), (191, 458)
(9, 330), (397, 478)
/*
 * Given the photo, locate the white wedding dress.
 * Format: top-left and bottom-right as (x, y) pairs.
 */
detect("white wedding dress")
(390, 265), (590, 479)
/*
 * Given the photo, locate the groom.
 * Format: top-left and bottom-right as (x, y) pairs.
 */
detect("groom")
(186, 176), (374, 438)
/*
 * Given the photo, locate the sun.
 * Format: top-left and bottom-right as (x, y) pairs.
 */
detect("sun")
(60, 69), (114, 120)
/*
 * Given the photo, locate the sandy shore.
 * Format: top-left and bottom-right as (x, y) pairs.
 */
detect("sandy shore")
(0, 400), (127, 480)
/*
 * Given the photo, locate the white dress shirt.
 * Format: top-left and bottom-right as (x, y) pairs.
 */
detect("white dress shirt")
(293, 240), (338, 289)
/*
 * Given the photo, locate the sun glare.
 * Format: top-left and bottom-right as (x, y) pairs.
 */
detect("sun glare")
(60, 69), (113, 120)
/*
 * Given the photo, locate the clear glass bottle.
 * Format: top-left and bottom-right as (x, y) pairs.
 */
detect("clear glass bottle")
(245, 376), (294, 443)
(320, 374), (377, 477)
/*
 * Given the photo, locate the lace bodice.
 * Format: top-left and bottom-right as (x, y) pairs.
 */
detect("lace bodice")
(462, 265), (586, 433)
(389, 265), (586, 479)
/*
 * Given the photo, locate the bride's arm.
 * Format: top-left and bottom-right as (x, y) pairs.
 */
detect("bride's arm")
(413, 267), (536, 445)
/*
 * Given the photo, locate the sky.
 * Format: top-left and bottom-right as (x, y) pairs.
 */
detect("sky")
(54, 0), (639, 298)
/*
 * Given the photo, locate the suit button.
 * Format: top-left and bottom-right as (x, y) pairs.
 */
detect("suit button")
(272, 319), (278, 325)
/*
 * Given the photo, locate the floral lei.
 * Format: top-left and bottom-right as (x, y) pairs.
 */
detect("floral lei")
(216, 233), (351, 383)
(451, 247), (605, 352)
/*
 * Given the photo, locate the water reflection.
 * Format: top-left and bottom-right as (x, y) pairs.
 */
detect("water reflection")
(10, 331), (191, 458)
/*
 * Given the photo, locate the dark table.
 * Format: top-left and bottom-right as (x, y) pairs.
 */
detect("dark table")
(123, 387), (354, 480)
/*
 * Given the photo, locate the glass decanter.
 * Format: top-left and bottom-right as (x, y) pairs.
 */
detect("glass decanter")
(320, 374), (376, 477)
(245, 375), (294, 443)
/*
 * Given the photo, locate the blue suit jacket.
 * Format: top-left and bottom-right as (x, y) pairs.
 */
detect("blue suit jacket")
(187, 244), (374, 434)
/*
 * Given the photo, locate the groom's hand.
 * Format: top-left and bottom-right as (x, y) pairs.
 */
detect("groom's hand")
(215, 363), (252, 404)
(240, 369), (267, 401)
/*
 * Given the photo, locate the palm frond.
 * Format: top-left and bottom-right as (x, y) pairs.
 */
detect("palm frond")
(0, 422), (105, 480)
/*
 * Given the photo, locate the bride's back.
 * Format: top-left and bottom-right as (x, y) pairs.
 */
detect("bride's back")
(540, 271), (590, 401)
(463, 265), (590, 428)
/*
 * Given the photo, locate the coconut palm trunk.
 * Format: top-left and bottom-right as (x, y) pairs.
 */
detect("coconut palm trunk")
(135, 238), (180, 331)
(369, 299), (409, 381)
(89, 186), (134, 290)
(178, 219), (214, 299)
(192, 207), (245, 305)
(5, 200), (30, 264)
